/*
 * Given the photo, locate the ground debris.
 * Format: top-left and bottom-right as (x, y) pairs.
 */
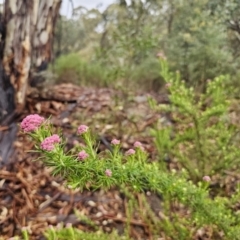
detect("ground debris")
(0, 84), (169, 239)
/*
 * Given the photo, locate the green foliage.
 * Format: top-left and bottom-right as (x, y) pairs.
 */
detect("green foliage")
(128, 57), (165, 91)
(44, 225), (125, 240)
(21, 110), (240, 239)
(17, 1), (240, 239)
(54, 9), (102, 55)
(53, 52), (164, 89)
(164, 0), (236, 84)
(53, 0), (240, 90)
(93, 1), (161, 89)
(53, 53), (110, 86)
(151, 58), (240, 182)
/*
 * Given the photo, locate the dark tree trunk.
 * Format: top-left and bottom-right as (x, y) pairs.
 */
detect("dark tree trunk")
(1, 0), (61, 120)
(0, 0), (61, 165)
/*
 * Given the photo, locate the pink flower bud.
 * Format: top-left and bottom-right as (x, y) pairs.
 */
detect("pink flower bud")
(73, 140), (79, 145)
(78, 150), (89, 160)
(105, 169), (112, 177)
(40, 134), (61, 151)
(202, 176), (211, 182)
(134, 141), (142, 147)
(21, 226), (28, 231)
(48, 225), (54, 230)
(134, 141), (144, 151)
(77, 125), (89, 135)
(56, 223), (62, 230)
(111, 139), (120, 145)
(165, 83), (171, 88)
(66, 223), (72, 228)
(189, 123), (194, 128)
(20, 114), (44, 132)
(156, 52), (166, 60)
(125, 149), (135, 156)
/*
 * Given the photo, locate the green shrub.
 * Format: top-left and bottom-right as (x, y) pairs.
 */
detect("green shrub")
(20, 107), (240, 239)
(150, 58), (240, 182)
(53, 53), (111, 87)
(164, 1), (236, 85)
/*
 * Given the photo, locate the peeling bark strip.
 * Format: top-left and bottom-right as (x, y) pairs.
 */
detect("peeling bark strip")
(3, 0), (61, 112)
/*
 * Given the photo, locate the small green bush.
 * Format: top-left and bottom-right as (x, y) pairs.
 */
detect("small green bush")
(150, 58), (240, 183)
(20, 109), (240, 239)
(53, 52), (166, 91)
(19, 59), (240, 240)
(53, 53), (110, 87)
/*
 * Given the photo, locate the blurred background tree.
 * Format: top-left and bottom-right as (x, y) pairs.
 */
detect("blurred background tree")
(53, 0), (240, 92)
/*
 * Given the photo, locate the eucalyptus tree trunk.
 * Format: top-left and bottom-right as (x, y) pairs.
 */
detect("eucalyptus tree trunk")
(0, 0), (61, 124)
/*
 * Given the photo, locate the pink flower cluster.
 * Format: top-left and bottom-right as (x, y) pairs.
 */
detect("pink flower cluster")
(20, 114), (44, 132)
(105, 169), (112, 177)
(156, 52), (166, 60)
(111, 139), (120, 145)
(134, 141), (144, 149)
(165, 83), (171, 88)
(125, 149), (135, 156)
(78, 150), (89, 160)
(66, 223), (72, 228)
(41, 134), (61, 151)
(77, 125), (89, 135)
(125, 141), (145, 155)
(202, 176), (211, 182)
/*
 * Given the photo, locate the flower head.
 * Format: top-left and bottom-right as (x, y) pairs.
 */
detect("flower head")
(111, 138), (120, 145)
(66, 223), (72, 228)
(156, 52), (166, 60)
(56, 223), (63, 230)
(134, 141), (142, 147)
(41, 134), (61, 151)
(125, 149), (135, 156)
(105, 169), (112, 177)
(202, 176), (211, 182)
(48, 225), (54, 231)
(134, 141), (144, 151)
(77, 125), (89, 135)
(21, 226), (28, 232)
(78, 150), (89, 160)
(189, 123), (194, 128)
(20, 114), (44, 132)
(165, 83), (171, 89)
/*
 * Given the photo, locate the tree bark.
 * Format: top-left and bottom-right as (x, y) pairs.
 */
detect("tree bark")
(0, 0), (61, 165)
(2, 0), (61, 118)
